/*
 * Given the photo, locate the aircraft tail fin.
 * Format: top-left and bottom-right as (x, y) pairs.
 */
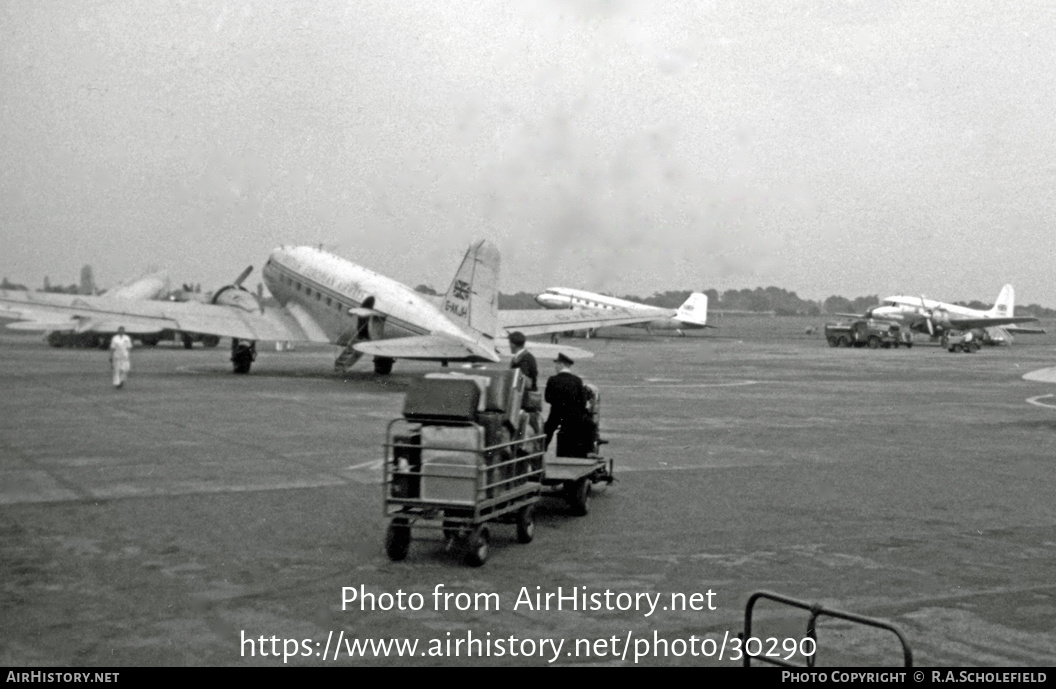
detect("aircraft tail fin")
(988, 284), (1014, 318)
(80, 265), (98, 295)
(442, 240), (499, 341)
(675, 292), (708, 327)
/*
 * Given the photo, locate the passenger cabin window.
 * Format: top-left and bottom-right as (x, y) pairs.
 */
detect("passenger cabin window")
(326, 296), (331, 306)
(296, 282), (302, 291)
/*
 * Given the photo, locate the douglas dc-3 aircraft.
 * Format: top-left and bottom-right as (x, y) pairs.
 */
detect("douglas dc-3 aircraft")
(0, 241), (678, 375)
(840, 284), (1043, 345)
(45, 266), (172, 348)
(535, 287), (710, 336)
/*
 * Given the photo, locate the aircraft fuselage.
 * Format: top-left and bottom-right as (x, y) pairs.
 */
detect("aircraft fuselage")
(261, 247), (468, 346)
(535, 287), (704, 331)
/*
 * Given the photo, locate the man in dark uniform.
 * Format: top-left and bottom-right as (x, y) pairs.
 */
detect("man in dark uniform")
(544, 352), (589, 456)
(508, 331), (540, 435)
(507, 331), (537, 391)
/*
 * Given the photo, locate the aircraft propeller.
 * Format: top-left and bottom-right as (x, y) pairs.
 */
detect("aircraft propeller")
(233, 266), (253, 288)
(918, 295), (940, 336)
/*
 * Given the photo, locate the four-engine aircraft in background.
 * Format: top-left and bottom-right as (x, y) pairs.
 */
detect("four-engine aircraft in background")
(838, 284), (1043, 345)
(0, 241), (679, 375)
(535, 287), (711, 336)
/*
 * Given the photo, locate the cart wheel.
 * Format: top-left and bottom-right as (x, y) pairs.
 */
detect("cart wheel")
(442, 520), (459, 542)
(516, 505), (535, 544)
(385, 518), (411, 561)
(568, 478), (590, 516)
(464, 527), (489, 567)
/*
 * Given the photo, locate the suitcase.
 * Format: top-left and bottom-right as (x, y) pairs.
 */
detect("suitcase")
(419, 425), (484, 504)
(471, 369), (518, 414)
(403, 378), (482, 421)
(476, 411), (513, 497)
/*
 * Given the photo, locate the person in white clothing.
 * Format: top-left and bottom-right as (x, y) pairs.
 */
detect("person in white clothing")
(109, 327), (133, 388)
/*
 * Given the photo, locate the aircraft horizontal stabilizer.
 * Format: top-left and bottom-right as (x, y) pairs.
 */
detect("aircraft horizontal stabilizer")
(352, 335), (501, 362)
(494, 340), (594, 361)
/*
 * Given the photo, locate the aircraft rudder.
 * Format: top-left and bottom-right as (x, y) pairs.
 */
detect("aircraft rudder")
(675, 292), (708, 326)
(442, 240), (499, 338)
(80, 265), (97, 295)
(990, 284), (1014, 317)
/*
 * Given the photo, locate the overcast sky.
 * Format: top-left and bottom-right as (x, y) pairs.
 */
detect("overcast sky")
(2, 0), (1055, 305)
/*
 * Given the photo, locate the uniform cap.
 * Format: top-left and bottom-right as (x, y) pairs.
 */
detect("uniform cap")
(554, 352), (574, 366)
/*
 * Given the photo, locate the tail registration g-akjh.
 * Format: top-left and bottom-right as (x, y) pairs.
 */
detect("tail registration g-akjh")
(0, 241), (677, 375)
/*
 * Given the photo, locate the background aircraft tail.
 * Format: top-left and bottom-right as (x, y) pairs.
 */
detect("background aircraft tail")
(674, 292), (708, 327)
(442, 240), (499, 341)
(988, 284), (1014, 318)
(79, 265), (98, 295)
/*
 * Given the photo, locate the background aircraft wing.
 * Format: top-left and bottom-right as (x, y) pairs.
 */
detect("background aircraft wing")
(0, 289), (331, 343)
(1002, 324), (1047, 334)
(352, 335), (500, 362)
(946, 316), (1039, 330)
(497, 306), (675, 337)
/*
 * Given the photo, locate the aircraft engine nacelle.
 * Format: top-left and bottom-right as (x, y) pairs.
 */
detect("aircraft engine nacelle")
(355, 313), (385, 341)
(211, 285), (261, 313)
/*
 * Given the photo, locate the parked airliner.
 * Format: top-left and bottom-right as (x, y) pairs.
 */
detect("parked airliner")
(0, 241), (677, 375)
(535, 287), (710, 335)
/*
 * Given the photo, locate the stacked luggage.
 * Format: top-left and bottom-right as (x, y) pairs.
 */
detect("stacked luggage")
(388, 369), (536, 504)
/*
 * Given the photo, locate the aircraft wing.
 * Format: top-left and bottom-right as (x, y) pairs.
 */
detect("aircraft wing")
(352, 335), (501, 362)
(0, 289), (331, 343)
(946, 316), (1039, 330)
(1003, 324), (1047, 335)
(497, 306), (675, 337)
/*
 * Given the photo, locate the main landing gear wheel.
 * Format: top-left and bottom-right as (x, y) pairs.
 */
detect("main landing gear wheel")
(373, 357), (395, 375)
(516, 505), (535, 544)
(568, 478), (590, 516)
(464, 526), (490, 567)
(385, 518), (411, 561)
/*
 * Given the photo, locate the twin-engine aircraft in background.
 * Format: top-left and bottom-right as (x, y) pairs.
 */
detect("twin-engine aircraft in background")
(0, 241), (678, 375)
(839, 284), (1043, 345)
(43, 266), (173, 348)
(535, 287), (711, 336)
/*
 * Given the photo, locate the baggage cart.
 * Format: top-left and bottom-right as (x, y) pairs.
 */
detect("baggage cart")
(382, 370), (545, 567)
